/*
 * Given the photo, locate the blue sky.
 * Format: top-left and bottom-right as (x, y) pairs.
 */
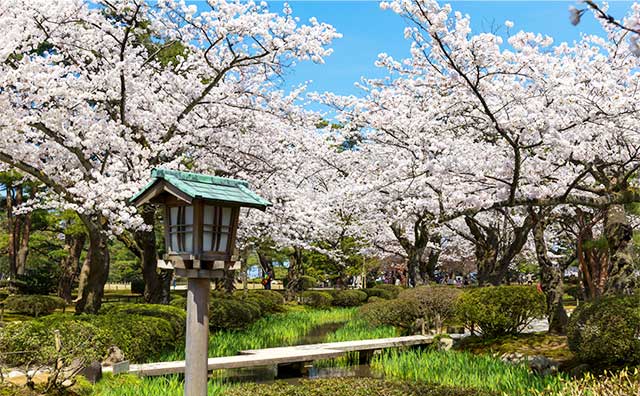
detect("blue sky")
(257, 1), (635, 97)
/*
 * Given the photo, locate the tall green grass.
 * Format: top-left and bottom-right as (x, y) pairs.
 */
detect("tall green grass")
(317, 318), (397, 368)
(92, 374), (227, 396)
(161, 307), (356, 361)
(371, 349), (568, 394)
(96, 308), (362, 395)
(325, 319), (397, 342)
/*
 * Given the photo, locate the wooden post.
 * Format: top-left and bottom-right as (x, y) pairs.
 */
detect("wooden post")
(185, 277), (210, 396)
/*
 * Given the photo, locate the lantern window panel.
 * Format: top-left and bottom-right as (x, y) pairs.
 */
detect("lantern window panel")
(203, 205), (233, 252)
(168, 205), (194, 253)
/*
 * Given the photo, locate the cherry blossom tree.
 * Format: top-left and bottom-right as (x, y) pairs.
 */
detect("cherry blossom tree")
(0, 0), (339, 312)
(320, 0), (640, 293)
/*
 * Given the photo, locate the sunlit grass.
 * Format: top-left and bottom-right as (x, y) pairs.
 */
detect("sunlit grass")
(160, 307), (356, 361)
(92, 374), (227, 396)
(317, 318), (397, 368)
(371, 349), (568, 394)
(325, 319), (397, 342)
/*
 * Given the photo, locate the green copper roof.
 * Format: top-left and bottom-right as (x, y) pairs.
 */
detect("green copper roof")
(131, 169), (271, 210)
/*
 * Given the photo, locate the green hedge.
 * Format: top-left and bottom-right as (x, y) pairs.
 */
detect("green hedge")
(331, 290), (368, 307)
(233, 290), (285, 314)
(0, 303), (186, 365)
(400, 286), (462, 332)
(371, 284), (402, 298)
(567, 294), (640, 365)
(100, 303), (186, 339)
(0, 316), (103, 367)
(358, 298), (418, 334)
(169, 296), (187, 310)
(358, 286), (462, 334)
(300, 291), (333, 309)
(297, 275), (317, 291)
(364, 288), (396, 300)
(79, 313), (175, 363)
(3, 294), (66, 317)
(209, 298), (262, 331)
(456, 286), (546, 338)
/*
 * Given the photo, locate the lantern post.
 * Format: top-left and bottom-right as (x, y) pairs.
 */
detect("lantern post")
(131, 169), (271, 396)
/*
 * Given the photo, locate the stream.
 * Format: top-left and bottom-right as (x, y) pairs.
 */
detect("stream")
(209, 321), (379, 384)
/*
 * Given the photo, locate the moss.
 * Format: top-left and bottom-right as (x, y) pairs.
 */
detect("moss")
(225, 378), (496, 396)
(455, 333), (574, 363)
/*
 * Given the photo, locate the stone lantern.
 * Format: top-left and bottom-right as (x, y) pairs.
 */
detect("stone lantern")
(131, 169), (270, 396)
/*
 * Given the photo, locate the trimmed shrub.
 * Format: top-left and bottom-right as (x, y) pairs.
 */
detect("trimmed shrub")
(456, 286), (546, 338)
(371, 283), (402, 298)
(234, 290), (285, 314)
(0, 315), (103, 367)
(300, 291), (333, 309)
(3, 294), (66, 317)
(399, 286), (462, 332)
(563, 284), (582, 301)
(209, 298), (262, 331)
(0, 308), (182, 365)
(331, 290), (368, 307)
(364, 287), (396, 300)
(130, 278), (145, 295)
(567, 294), (640, 365)
(11, 270), (58, 295)
(100, 303), (187, 339)
(358, 298), (418, 334)
(297, 275), (317, 291)
(169, 295), (187, 310)
(87, 313), (175, 362)
(367, 296), (384, 303)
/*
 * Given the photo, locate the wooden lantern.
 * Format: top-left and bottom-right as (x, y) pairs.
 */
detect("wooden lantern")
(131, 169), (271, 396)
(131, 168), (270, 279)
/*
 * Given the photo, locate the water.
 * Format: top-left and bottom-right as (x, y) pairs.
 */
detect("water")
(208, 321), (379, 384)
(295, 322), (345, 345)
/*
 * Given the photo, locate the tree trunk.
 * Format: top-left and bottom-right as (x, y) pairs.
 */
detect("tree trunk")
(285, 247), (303, 301)
(406, 246), (427, 287)
(57, 232), (86, 303)
(74, 219), (109, 314)
(391, 218), (430, 288)
(466, 216), (501, 285)
(135, 205), (168, 304)
(257, 251), (274, 290)
(604, 204), (637, 296)
(15, 192), (31, 276)
(5, 179), (17, 277)
(466, 213), (534, 286)
(574, 209), (607, 300)
(532, 213), (568, 335)
(223, 262), (236, 294)
(419, 234), (440, 282)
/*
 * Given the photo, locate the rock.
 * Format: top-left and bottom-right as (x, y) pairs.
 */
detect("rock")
(446, 326), (465, 334)
(527, 355), (559, 376)
(79, 361), (102, 384)
(437, 337), (454, 351)
(102, 346), (125, 366)
(500, 352), (526, 364)
(7, 370), (25, 378)
(568, 363), (590, 377)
